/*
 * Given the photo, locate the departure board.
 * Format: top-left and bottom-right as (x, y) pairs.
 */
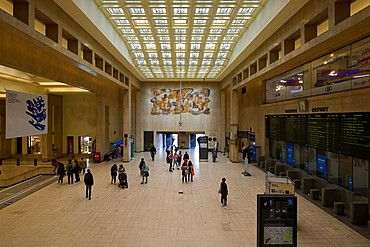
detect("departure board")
(267, 113), (370, 160)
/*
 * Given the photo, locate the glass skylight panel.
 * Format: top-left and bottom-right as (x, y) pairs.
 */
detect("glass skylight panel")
(195, 8), (210, 15)
(191, 36), (203, 41)
(189, 60), (198, 65)
(134, 52), (144, 58)
(212, 20), (227, 25)
(162, 52), (171, 58)
(157, 29), (169, 34)
(238, 8), (254, 15)
(139, 28), (152, 34)
(174, 8), (188, 15)
(232, 19), (246, 25)
(151, 60), (160, 65)
(205, 43), (216, 50)
(158, 36), (170, 40)
(191, 43), (201, 50)
(129, 8), (145, 15)
(202, 60), (212, 65)
(174, 20), (187, 25)
(154, 20), (168, 25)
(194, 20), (207, 25)
(218, 52), (228, 58)
(101, 0), (118, 2)
(107, 8), (124, 15)
(176, 43), (186, 50)
(142, 36), (154, 40)
(148, 52), (158, 58)
(193, 29), (204, 34)
(215, 59), (225, 65)
(203, 52), (213, 58)
(176, 52), (186, 58)
(207, 36), (219, 41)
(176, 60), (185, 65)
(188, 66), (198, 71)
(224, 36), (235, 40)
(137, 60), (146, 65)
(115, 19), (129, 25)
(175, 36), (187, 41)
(175, 29), (187, 34)
(163, 60), (172, 65)
(216, 8), (233, 15)
(220, 43), (231, 49)
(146, 43), (156, 50)
(210, 28), (223, 34)
(131, 43), (141, 49)
(227, 28), (241, 34)
(134, 20), (149, 25)
(190, 52), (199, 58)
(161, 43), (171, 49)
(122, 28), (135, 34)
(152, 8), (167, 14)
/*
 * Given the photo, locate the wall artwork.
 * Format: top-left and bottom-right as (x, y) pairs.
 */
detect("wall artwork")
(150, 88), (211, 115)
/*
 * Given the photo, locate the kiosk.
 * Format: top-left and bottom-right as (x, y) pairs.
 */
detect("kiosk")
(198, 136), (208, 162)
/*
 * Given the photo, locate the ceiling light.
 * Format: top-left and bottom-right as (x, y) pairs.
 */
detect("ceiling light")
(218, 52), (228, 58)
(152, 8), (166, 14)
(238, 8), (254, 15)
(107, 8), (124, 15)
(122, 28), (134, 34)
(131, 43), (141, 49)
(154, 20), (168, 25)
(157, 29), (169, 34)
(158, 36), (170, 40)
(146, 43), (156, 49)
(175, 29), (187, 34)
(191, 36), (203, 41)
(161, 43), (171, 49)
(115, 19), (129, 25)
(163, 60), (172, 65)
(162, 52), (171, 58)
(175, 36), (187, 40)
(207, 36), (219, 41)
(216, 8), (233, 15)
(134, 20), (148, 25)
(134, 52), (144, 57)
(204, 52), (213, 58)
(148, 52), (158, 57)
(195, 8), (210, 15)
(174, 20), (187, 25)
(176, 43), (186, 50)
(212, 20), (227, 25)
(125, 36), (138, 40)
(191, 43), (201, 49)
(139, 28), (152, 34)
(232, 19), (246, 25)
(174, 8), (188, 15)
(47, 87), (90, 93)
(205, 43), (216, 49)
(37, 82), (68, 86)
(129, 8), (145, 15)
(142, 36), (154, 40)
(176, 52), (185, 58)
(227, 28), (241, 34)
(194, 20), (207, 25)
(210, 28), (223, 34)
(220, 43), (231, 49)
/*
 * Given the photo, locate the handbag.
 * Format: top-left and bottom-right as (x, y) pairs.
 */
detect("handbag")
(146, 171), (149, 177)
(192, 171), (194, 176)
(218, 187), (221, 194)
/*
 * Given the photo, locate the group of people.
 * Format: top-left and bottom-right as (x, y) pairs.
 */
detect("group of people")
(242, 145), (252, 163)
(165, 147), (194, 182)
(110, 164), (128, 188)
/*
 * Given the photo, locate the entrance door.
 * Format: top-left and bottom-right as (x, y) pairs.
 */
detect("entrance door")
(189, 134), (196, 148)
(144, 131), (154, 151)
(16, 137), (22, 154)
(67, 136), (74, 154)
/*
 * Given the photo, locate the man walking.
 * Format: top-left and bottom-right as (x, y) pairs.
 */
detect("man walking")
(150, 145), (156, 161)
(84, 169), (94, 200)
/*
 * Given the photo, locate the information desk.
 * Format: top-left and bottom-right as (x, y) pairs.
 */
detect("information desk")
(257, 195), (297, 247)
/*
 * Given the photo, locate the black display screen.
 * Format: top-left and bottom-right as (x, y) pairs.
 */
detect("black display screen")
(267, 113), (370, 160)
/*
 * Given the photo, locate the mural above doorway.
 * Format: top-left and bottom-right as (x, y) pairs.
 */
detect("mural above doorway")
(150, 88), (211, 115)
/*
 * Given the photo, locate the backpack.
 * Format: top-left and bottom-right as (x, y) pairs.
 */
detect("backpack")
(68, 164), (73, 173)
(85, 173), (91, 184)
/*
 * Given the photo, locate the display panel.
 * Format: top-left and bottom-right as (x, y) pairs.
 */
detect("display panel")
(267, 113), (370, 160)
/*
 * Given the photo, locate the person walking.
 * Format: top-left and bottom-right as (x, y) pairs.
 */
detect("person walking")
(150, 145), (156, 161)
(80, 158), (87, 174)
(173, 152), (178, 169)
(167, 153), (173, 172)
(183, 152), (189, 165)
(139, 158), (145, 175)
(66, 160), (74, 184)
(84, 169), (94, 200)
(166, 146), (170, 157)
(111, 164), (118, 184)
(219, 178), (229, 210)
(52, 159), (58, 175)
(212, 149), (217, 162)
(141, 162), (149, 184)
(181, 162), (188, 183)
(187, 161), (194, 182)
(57, 162), (65, 184)
(74, 159), (81, 182)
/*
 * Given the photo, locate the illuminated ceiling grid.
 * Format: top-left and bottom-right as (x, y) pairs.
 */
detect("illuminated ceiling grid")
(94, 0), (267, 80)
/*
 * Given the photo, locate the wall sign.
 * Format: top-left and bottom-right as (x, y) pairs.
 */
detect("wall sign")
(6, 90), (48, 139)
(312, 107), (329, 112)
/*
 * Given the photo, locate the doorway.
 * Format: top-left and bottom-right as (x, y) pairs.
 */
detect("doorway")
(27, 136), (41, 154)
(67, 136), (73, 154)
(16, 137), (22, 154)
(79, 136), (92, 154)
(144, 131), (154, 151)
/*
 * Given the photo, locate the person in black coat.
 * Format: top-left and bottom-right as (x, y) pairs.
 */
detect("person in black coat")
(149, 145), (156, 161)
(84, 169), (94, 200)
(220, 178), (229, 209)
(57, 163), (65, 184)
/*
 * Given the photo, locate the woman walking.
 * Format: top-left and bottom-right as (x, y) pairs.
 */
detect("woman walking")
(167, 153), (173, 172)
(141, 162), (149, 184)
(187, 161), (194, 182)
(181, 162), (188, 183)
(111, 164), (118, 184)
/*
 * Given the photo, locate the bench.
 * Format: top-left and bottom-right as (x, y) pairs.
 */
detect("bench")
(334, 202), (345, 215)
(322, 188), (342, 207)
(310, 189), (320, 200)
(350, 202), (369, 225)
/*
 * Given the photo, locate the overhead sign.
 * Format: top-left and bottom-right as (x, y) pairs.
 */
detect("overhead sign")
(6, 90), (48, 139)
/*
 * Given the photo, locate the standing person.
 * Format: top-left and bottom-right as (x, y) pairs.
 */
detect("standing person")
(247, 146), (252, 163)
(214, 140), (218, 152)
(118, 164), (125, 174)
(139, 158), (145, 175)
(57, 162), (65, 184)
(181, 162), (188, 183)
(150, 145), (156, 161)
(74, 159), (81, 182)
(66, 160), (74, 184)
(187, 161), (194, 182)
(141, 162), (149, 184)
(84, 169), (94, 200)
(212, 149), (217, 162)
(52, 159), (58, 175)
(166, 146), (170, 157)
(111, 164), (118, 184)
(183, 152), (189, 165)
(219, 178), (229, 210)
(120, 144), (124, 158)
(177, 151), (182, 169)
(80, 158), (87, 174)
(173, 152), (179, 169)
(167, 153), (173, 172)
(242, 144), (247, 160)
(117, 145), (121, 158)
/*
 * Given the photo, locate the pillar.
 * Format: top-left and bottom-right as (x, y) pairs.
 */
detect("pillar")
(220, 90), (226, 152)
(122, 87), (131, 162)
(229, 88), (239, 163)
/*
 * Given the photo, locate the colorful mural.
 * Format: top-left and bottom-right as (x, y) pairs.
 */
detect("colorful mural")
(150, 88), (211, 115)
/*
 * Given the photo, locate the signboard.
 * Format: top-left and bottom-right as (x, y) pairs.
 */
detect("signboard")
(317, 154), (327, 180)
(6, 90), (48, 139)
(237, 131), (248, 138)
(198, 136), (208, 162)
(257, 195), (297, 247)
(287, 143), (295, 167)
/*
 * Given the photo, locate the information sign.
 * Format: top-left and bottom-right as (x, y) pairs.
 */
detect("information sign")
(198, 136), (208, 162)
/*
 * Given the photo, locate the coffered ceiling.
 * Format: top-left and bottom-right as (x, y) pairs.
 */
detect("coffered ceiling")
(94, 0), (268, 80)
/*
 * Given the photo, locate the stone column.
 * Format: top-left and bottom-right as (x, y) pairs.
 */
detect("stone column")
(220, 89), (226, 152)
(122, 87), (131, 162)
(135, 89), (142, 152)
(229, 88), (239, 163)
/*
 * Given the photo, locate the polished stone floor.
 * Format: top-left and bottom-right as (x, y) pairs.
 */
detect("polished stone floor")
(0, 149), (368, 246)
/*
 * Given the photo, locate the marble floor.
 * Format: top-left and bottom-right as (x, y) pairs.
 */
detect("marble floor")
(0, 149), (368, 247)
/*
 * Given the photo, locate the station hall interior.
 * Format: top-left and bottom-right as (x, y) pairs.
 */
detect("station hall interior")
(0, 0), (369, 246)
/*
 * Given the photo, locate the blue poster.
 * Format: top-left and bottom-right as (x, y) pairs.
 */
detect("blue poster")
(287, 143), (295, 166)
(250, 134), (255, 142)
(349, 177), (353, 191)
(317, 154), (327, 180)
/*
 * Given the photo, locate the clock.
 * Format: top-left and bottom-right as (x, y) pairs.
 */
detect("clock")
(298, 100), (307, 112)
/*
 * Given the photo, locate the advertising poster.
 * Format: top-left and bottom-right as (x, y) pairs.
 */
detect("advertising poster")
(6, 90), (48, 139)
